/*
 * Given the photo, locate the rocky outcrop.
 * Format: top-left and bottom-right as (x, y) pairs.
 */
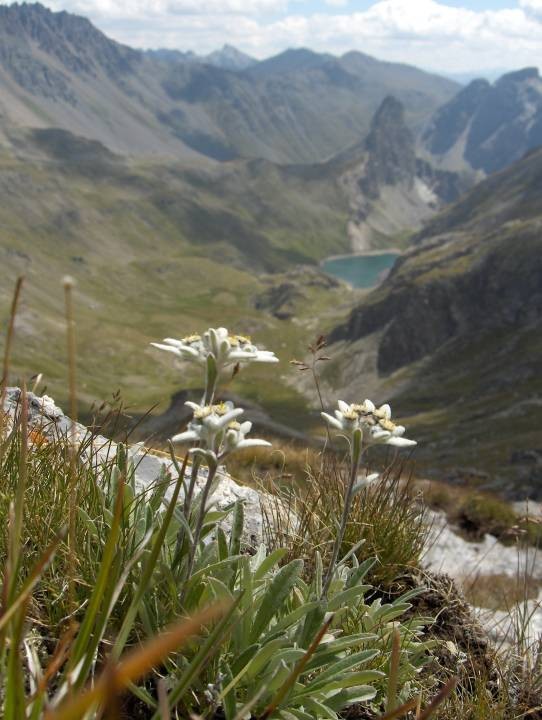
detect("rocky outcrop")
(359, 96), (417, 199)
(0, 3), (140, 80)
(338, 96), (466, 251)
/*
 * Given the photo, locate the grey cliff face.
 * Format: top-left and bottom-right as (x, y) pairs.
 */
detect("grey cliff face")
(423, 67), (542, 174)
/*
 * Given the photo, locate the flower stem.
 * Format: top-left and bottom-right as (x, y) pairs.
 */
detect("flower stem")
(321, 430), (363, 598)
(180, 458), (218, 604)
(202, 353), (218, 406)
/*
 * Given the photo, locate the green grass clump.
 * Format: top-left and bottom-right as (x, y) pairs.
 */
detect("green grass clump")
(263, 452), (429, 589)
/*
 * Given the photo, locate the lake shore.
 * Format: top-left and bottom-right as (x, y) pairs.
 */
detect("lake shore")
(320, 247), (404, 264)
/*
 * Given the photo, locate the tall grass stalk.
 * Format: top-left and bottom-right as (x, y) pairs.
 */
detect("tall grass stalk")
(0, 277), (24, 461)
(63, 276), (78, 617)
(0, 276), (23, 392)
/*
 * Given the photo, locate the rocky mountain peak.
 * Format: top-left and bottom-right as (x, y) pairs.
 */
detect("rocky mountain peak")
(205, 44), (256, 71)
(360, 96), (416, 198)
(496, 67), (540, 86)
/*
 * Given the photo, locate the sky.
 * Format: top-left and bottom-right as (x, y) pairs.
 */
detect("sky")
(36, 0), (542, 74)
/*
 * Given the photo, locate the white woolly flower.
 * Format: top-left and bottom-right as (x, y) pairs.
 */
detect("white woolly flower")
(223, 420), (271, 453)
(321, 400), (364, 433)
(151, 327), (278, 370)
(172, 401), (270, 457)
(321, 399), (416, 448)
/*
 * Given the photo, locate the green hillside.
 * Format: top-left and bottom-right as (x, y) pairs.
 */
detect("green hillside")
(0, 129), (355, 417)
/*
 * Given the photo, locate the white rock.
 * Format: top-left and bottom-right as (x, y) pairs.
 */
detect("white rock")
(3, 388), (269, 547)
(424, 510), (542, 581)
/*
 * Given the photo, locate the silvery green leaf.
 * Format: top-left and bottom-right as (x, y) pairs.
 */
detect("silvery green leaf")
(351, 479), (368, 498)
(216, 526), (229, 561)
(250, 559), (303, 643)
(244, 637), (288, 680)
(311, 669), (385, 693)
(301, 649), (379, 691)
(347, 557), (377, 588)
(315, 550), (323, 599)
(301, 698), (338, 719)
(253, 548), (288, 582)
(297, 604), (327, 650)
(327, 585), (371, 612)
(325, 685), (377, 711)
(339, 538), (365, 565)
(230, 643), (261, 676)
(265, 660), (291, 694)
(263, 601), (321, 640)
(221, 662), (237, 720)
(229, 500), (244, 557)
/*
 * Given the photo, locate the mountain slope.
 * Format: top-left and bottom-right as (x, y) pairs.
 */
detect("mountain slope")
(0, 3), (459, 163)
(325, 149), (542, 496)
(421, 68), (542, 175)
(0, 126), (357, 417)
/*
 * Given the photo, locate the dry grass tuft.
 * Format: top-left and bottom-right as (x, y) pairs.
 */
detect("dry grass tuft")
(261, 450), (429, 587)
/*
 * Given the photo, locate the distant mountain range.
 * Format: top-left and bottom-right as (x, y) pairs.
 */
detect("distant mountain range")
(1, 2), (540, 182)
(0, 3), (457, 164)
(147, 44), (257, 72)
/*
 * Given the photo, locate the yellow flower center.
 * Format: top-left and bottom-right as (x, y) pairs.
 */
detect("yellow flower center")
(379, 418), (397, 432)
(213, 403), (230, 416)
(229, 334), (251, 347)
(342, 408), (359, 420)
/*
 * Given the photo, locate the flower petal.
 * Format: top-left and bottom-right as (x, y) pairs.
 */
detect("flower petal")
(387, 437), (417, 447)
(379, 404), (392, 419)
(150, 343), (181, 356)
(321, 413), (343, 431)
(162, 338), (186, 348)
(171, 430), (200, 444)
(236, 439), (272, 449)
(215, 408), (245, 429)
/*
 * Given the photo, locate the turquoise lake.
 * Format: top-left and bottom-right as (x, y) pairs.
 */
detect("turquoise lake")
(321, 252), (399, 288)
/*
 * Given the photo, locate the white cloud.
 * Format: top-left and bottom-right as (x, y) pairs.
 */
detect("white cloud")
(519, 0), (542, 19)
(47, 0), (288, 19)
(41, 0), (542, 73)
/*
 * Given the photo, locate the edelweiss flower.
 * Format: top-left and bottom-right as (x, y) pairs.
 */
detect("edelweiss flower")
(172, 401), (243, 451)
(322, 399), (416, 448)
(151, 327), (278, 370)
(172, 401), (270, 456)
(223, 420), (271, 453)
